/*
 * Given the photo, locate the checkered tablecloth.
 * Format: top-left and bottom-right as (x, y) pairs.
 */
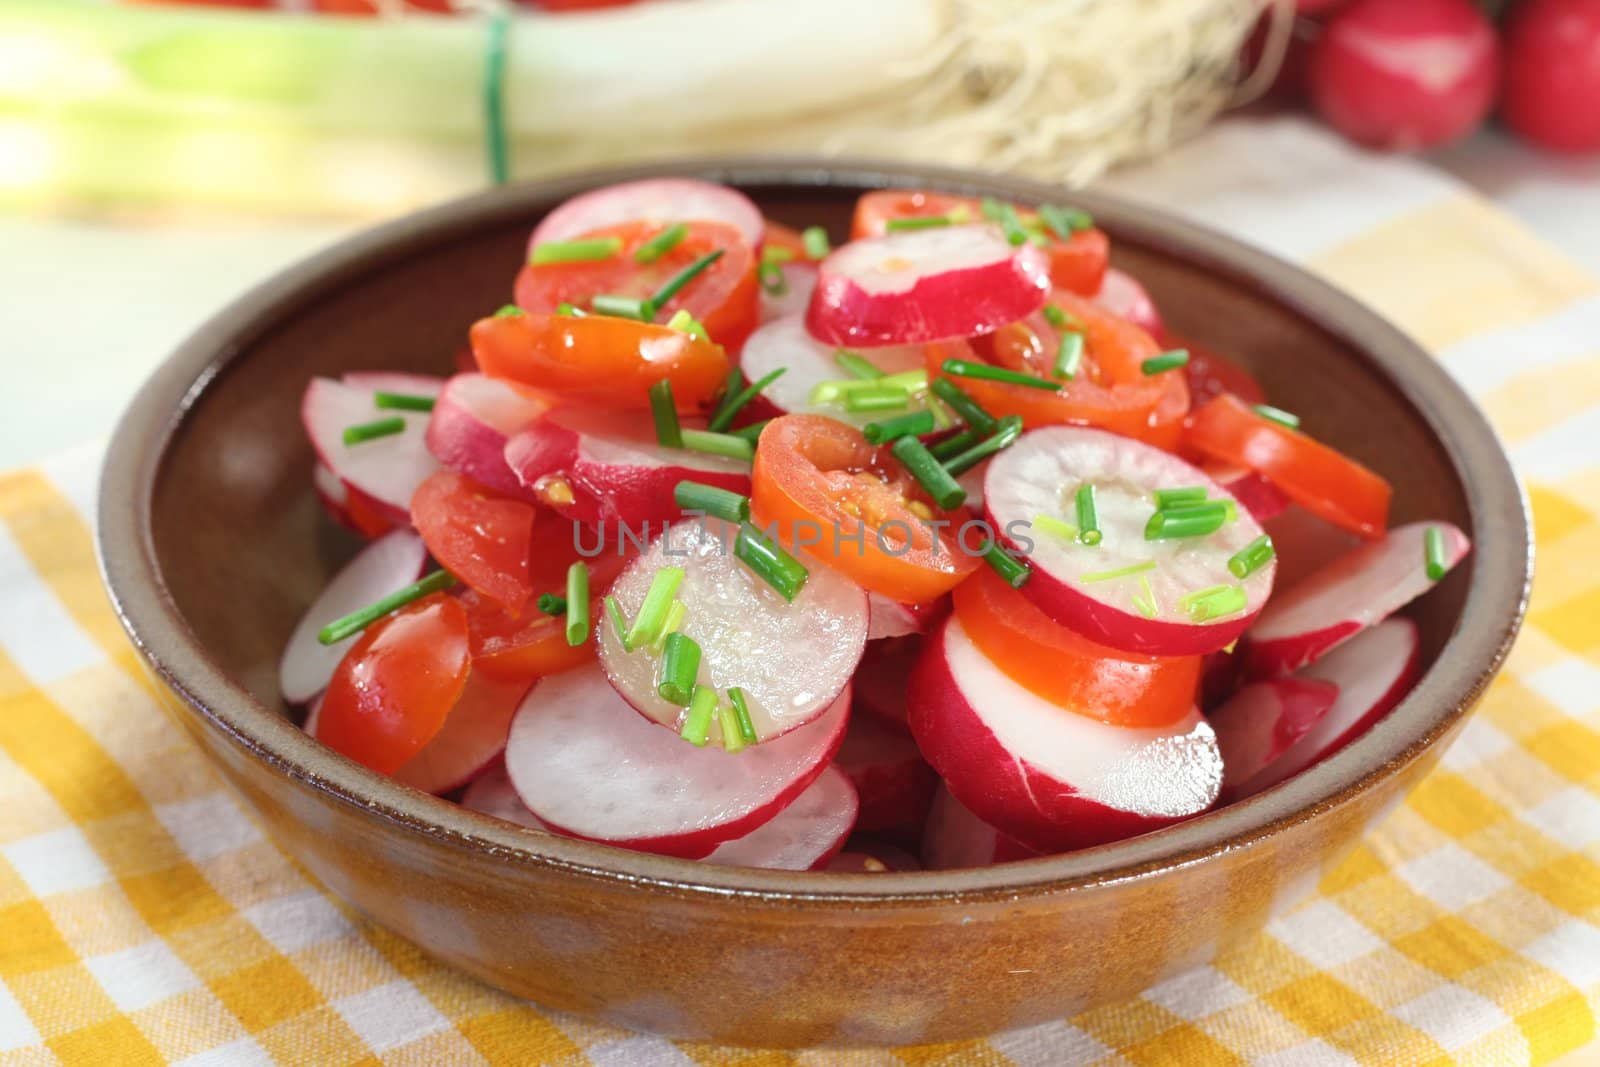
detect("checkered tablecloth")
(2, 117), (1597, 1065)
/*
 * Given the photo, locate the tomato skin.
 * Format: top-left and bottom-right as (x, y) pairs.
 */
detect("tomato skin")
(1183, 394), (1391, 539)
(1046, 227), (1110, 297)
(1179, 339), (1266, 408)
(317, 594), (471, 775)
(953, 567), (1200, 728)
(410, 471), (535, 614)
(1502, 0), (1600, 154)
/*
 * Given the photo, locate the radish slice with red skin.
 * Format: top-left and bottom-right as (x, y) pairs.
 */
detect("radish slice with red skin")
(461, 763), (548, 831)
(866, 592), (938, 641)
(701, 767), (858, 871)
(1263, 505), (1364, 595)
(303, 377), (442, 519)
(834, 713), (938, 833)
(341, 371), (447, 398)
(806, 224), (1051, 347)
(908, 615), (1223, 852)
(1208, 678), (1340, 795)
(1203, 462), (1290, 523)
(393, 673), (531, 795)
(760, 263), (818, 323)
(506, 665), (849, 858)
(921, 785), (1040, 870)
(425, 373), (548, 502)
(503, 408), (751, 527)
(1241, 521), (1469, 678)
(278, 530), (427, 705)
(529, 178), (764, 251)
(1232, 618), (1420, 798)
(986, 426), (1275, 656)
(1091, 267), (1163, 338)
(853, 636), (921, 729)
(740, 314), (927, 427)
(303, 693), (324, 737)
(598, 518), (868, 743)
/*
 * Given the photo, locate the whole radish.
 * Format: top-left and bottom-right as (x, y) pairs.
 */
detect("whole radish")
(1311, 0), (1500, 150)
(1502, 0), (1600, 153)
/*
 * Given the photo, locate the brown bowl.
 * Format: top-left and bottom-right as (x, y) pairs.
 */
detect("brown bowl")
(98, 159), (1530, 1048)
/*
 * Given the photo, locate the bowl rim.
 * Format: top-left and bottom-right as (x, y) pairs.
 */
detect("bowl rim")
(98, 156), (1532, 906)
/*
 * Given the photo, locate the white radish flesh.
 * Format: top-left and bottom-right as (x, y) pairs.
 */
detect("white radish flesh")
(760, 262), (818, 322)
(424, 373), (548, 501)
(921, 785), (1039, 870)
(460, 764), (548, 831)
(1208, 678), (1340, 795)
(701, 766), (858, 870)
(866, 592), (937, 641)
(834, 712), (938, 833)
(530, 178), (764, 250)
(739, 313), (927, 428)
(393, 674), (531, 796)
(302, 376), (443, 520)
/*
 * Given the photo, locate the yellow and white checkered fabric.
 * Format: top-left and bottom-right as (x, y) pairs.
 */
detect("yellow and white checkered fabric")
(2, 117), (1598, 1065)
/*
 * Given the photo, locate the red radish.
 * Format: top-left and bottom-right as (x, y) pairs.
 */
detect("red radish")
(909, 616), (1223, 852)
(278, 530), (427, 705)
(986, 426), (1276, 656)
(826, 845), (923, 873)
(739, 314), (926, 428)
(701, 767), (858, 870)
(303, 693), (324, 737)
(425, 374), (548, 501)
(1208, 677), (1340, 795)
(303, 376), (443, 520)
(1242, 521), (1469, 677)
(1200, 647), (1242, 711)
(1203, 462), (1290, 523)
(313, 461), (401, 541)
(921, 785), (1040, 870)
(1310, 0), (1500, 150)
(503, 408), (751, 526)
(341, 371), (447, 396)
(312, 462), (365, 536)
(760, 262), (818, 322)
(806, 224), (1051, 347)
(598, 518), (869, 742)
(866, 592), (938, 641)
(393, 673), (531, 795)
(1502, 0), (1600, 154)
(1091, 267), (1164, 338)
(1262, 505), (1364, 594)
(505, 665), (849, 858)
(852, 636), (922, 730)
(461, 763), (548, 831)
(834, 713), (938, 833)
(529, 178), (765, 252)
(1232, 618), (1420, 797)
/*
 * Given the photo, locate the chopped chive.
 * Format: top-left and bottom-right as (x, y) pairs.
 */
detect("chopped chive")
(1053, 332), (1084, 380)
(707, 366), (746, 429)
(565, 562), (590, 646)
(717, 366), (790, 431)
(1179, 584), (1248, 622)
(762, 245), (795, 265)
(929, 377), (997, 433)
(759, 260), (788, 296)
(929, 427), (981, 460)
(844, 385), (910, 413)
(1081, 561), (1158, 583)
(342, 417), (406, 446)
(555, 301), (585, 317)
(649, 379), (682, 449)
(1153, 486), (1207, 509)
(593, 293), (654, 320)
(863, 410), (936, 445)
(928, 395), (955, 430)
(1425, 526), (1449, 581)
(982, 541), (1031, 588)
(943, 414), (1024, 477)
(1133, 575), (1159, 619)
(809, 372), (921, 407)
(942, 358), (1061, 392)
(834, 350), (883, 379)
(1227, 534), (1276, 579)
(731, 419), (772, 442)
(633, 223), (688, 264)
(680, 683), (718, 745)
(1145, 502), (1230, 540)
(373, 391), (436, 413)
(657, 632), (702, 706)
(651, 599), (688, 653)
(316, 570), (457, 645)
(530, 236), (623, 265)
(1039, 204), (1093, 239)
(681, 430), (755, 462)
(649, 248), (724, 312)
(494, 304), (523, 318)
(734, 523), (808, 601)
(537, 593), (567, 616)
(892, 436), (966, 510)
(1253, 403), (1300, 430)
(1032, 513), (1079, 543)
(886, 214), (954, 232)
(980, 197), (1006, 221)
(801, 226), (831, 259)
(605, 595), (630, 647)
(1075, 483), (1102, 545)
(624, 567), (686, 650)
(665, 309), (708, 340)
(1041, 303), (1069, 329)
(982, 199), (1028, 245)
(674, 481), (750, 523)
(728, 687), (759, 745)
(880, 369), (929, 392)
(717, 699), (746, 754)
(1141, 349), (1191, 375)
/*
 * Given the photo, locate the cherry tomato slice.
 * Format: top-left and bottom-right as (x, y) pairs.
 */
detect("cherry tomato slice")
(514, 220), (758, 350)
(1184, 394), (1391, 539)
(953, 566), (1200, 728)
(471, 311), (731, 411)
(317, 593), (471, 775)
(750, 415), (980, 603)
(411, 471), (535, 614)
(1179, 338), (1266, 407)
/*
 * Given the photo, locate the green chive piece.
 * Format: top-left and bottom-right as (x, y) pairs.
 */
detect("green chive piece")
(537, 593), (567, 616)
(373, 391), (436, 413)
(759, 260), (788, 296)
(810, 370), (928, 407)
(863, 410), (936, 445)
(681, 430), (755, 462)
(1031, 513), (1079, 543)
(762, 245), (796, 265)
(1041, 303), (1069, 329)
(605, 595), (630, 647)
(555, 301), (585, 317)
(657, 632), (702, 706)
(1145, 502), (1229, 541)
(530, 236), (623, 265)
(717, 699), (747, 754)
(633, 223), (688, 264)
(624, 567), (686, 650)
(982, 541), (1031, 588)
(880, 369), (929, 391)
(1053, 332), (1084, 381)
(494, 304), (523, 318)
(652, 600), (688, 653)
(1178, 584), (1248, 622)
(886, 214), (954, 232)
(942, 358), (1061, 392)
(735, 523), (808, 601)
(1425, 526), (1449, 581)
(930, 378), (997, 435)
(1141, 349), (1191, 375)
(844, 385), (910, 413)
(680, 683), (718, 745)
(1228, 534), (1276, 580)
(1081, 561), (1158, 583)
(928, 395), (955, 430)
(707, 367), (786, 433)
(316, 570), (457, 645)
(980, 197), (1006, 221)
(565, 562), (590, 646)
(1252, 403), (1301, 430)
(731, 419), (772, 442)
(665, 308), (697, 334)
(801, 226), (830, 259)
(592, 293), (654, 321)
(929, 427), (981, 461)
(1075, 484), (1102, 546)
(835, 350), (883, 379)
(1039, 204), (1093, 239)
(651, 249), (725, 313)
(1133, 575), (1159, 619)
(984, 199), (1028, 245)
(674, 481), (750, 524)
(1153, 486), (1207, 509)
(649, 379), (682, 449)
(943, 415), (1024, 477)
(892, 436), (966, 510)
(342, 417), (406, 446)
(729, 687), (759, 745)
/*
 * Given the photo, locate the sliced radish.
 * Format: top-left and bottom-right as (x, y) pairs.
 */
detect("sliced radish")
(341, 371), (448, 397)
(908, 615), (1223, 852)
(278, 530), (427, 705)
(529, 177), (764, 251)
(987, 426), (1275, 656)
(834, 713), (938, 833)
(853, 636), (921, 729)
(1208, 678), (1340, 796)
(806, 224), (1051, 347)
(1200, 647), (1241, 711)
(393, 673), (531, 795)
(1262, 504), (1365, 594)
(425, 373), (548, 501)
(921, 785), (1040, 870)
(1242, 521), (1469, 678)
(1232, 618), (1420, 798)
(739, 314), (927, 428)
(760, 262), (818, 323)
(303, 692), (324, 737)
(1203, 462), (1290, 523)
(701, 766), (858, 871)
(460, 763), (548, 831)
(598, 518), (868, 742)
(1092, 267), (1164, 338)
(866, 592), (938, 641)
(826, 845), (923, 873)
(503, 408), (751, 526)
(505, 665), (849, 858)
(303, 376), (443, 520)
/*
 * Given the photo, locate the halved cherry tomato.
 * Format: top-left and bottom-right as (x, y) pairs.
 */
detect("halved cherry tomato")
(1184, 394), (1391, 539)
(514, 220), (758, 350)
(411, 471), (535, 614)
(750, 415), (979, 603)
(953, 567), (1200, 728)
(1179, 338), (1265, 407)
(317, 594), (471, 775)
(762, 221), (821, 262)
(471, 312), (730, 411)
(929, 290), (1189, 449)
